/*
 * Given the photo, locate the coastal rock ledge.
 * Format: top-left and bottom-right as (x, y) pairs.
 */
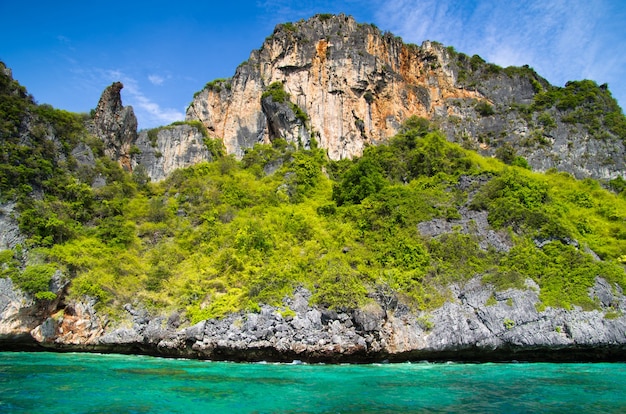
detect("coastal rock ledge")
(1, 276), (625, 362)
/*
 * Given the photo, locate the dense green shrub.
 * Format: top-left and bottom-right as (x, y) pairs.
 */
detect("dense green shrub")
(281, 22), (297, 33)
(13, 264), (57, 300)
(147, 128), (159, 147)
(311, 255), (368, 310)
(468, 169), (576, 240)
(537, 112), (556, 128)
(428, 232), (492, 283)
(262, 81), (289, 103)
(332, 158), (387, 205)
(203, 78), (232, 93)
(0, 250), (19, 280)
(316, 13), (334, 21)
(284, 149), (326, 202)
(608, 176), (626, 195)
(531, 80), (626, 142)
(495, 144), (531, 169)
(475, 101), (495, 116)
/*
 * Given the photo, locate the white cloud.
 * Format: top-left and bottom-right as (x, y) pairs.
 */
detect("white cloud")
(103, 70), (184, 129)
(148, 74), (165, 86)
(57, 35), (71, 44)
(56, 34), (77, 55)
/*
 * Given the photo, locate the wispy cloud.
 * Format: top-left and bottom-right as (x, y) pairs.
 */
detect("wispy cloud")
(104, 70), (184, 128)
(374, 0), (626, 108)
(57, 35), (72, 45)
(148, 74), (165, 86)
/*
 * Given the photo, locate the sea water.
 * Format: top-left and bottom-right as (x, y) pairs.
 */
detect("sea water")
(1, 352), (625, 413)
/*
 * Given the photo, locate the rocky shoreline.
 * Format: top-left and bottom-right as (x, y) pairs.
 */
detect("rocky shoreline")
(2, 276), (625, 363)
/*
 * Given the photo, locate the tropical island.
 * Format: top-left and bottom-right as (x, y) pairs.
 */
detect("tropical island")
(1, 14), (625, 362)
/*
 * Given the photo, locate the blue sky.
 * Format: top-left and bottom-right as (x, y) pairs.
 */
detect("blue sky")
(1, 0), (625, 130)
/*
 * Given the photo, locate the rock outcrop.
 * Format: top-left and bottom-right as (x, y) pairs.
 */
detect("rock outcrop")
(0, 202), (23, 251)
(0, 278), (37, 342)
(91, 82), (215, 182)
(185, 14), (625, 179)
(30, 299), (104, 347)
(0, 271), (69, 349)
(130, 123), (214, 182)
(92, 82), (138, 171)
(261, 94), (312, 149)
(2, 278), (625, 362)
(186, 15), (482, 160)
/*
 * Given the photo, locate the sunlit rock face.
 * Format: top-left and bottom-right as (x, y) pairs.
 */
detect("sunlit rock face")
(131, 124), (213, 182)
(92, 82), (138, 171)
(186, 14), (625, 179)
(186, 15), (482, 160)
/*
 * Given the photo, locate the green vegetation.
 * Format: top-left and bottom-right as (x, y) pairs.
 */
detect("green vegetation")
(450, 50), (626, 145)
(531, 80), (626, 142)
(0, 250), (19, 281)
(316, 14), (334, 21)
(450, 48), (626, 178)
(494, 144), (531, 169)
(475, 101), (495, 116)
(192, 78), (232, 98)
(13, 264), (58, 300)
(0, 63), (89, 202)
(454, 53), (514, 85)
(363, 91), (374, 104)
(262, 81), (289, 104)
(537, 112), (556, 129)
(503, 318), (515, 330)
(609, 176), (626, 195)
(452, 49), (545, 92)
(281, 22), (297, 33)
(203, 78), (232, 93)
(262, 81), (310, 126)
(1, 62), (625, 325)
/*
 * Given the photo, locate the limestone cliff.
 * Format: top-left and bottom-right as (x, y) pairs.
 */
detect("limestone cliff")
(90, 82), (214, 181)
(130, 123), (214, 182)
(186, 14), (625, 179)
(92, 82), (137, 171)
(186, 15), (482, 160)
(0, 202), (23, 251)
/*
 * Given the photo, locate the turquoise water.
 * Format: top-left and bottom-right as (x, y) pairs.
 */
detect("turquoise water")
(1, 352), (625, 413)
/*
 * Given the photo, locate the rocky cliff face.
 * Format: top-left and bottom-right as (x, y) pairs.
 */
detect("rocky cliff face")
(92, 82), (137, 171)
(2, 276), (625, 362)
(131, 124), (213, 182)
(186, 15), (482, 160)
(0, 202), (23, 251)
(86, 15), (625, 181)
(90, 83), (213, 181)
(186, 14), (625, 179)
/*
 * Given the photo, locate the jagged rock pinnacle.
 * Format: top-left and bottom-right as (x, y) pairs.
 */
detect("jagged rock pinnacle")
(93, 81), (138, 170)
